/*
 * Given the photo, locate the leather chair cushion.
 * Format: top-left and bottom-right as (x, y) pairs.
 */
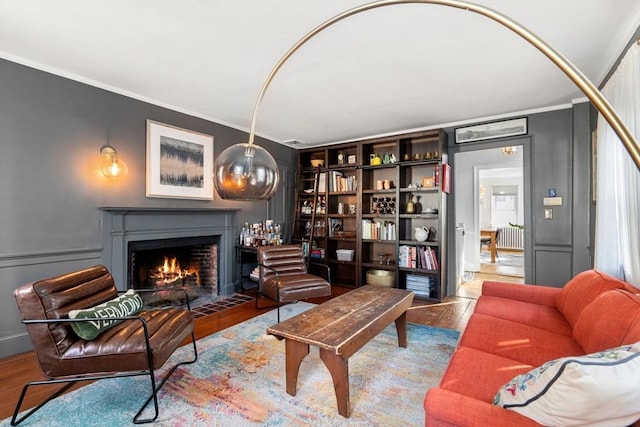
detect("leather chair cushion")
(14, 264), (195, 378)
(262, 273), (331, 303)
(49, 307), (194, 377)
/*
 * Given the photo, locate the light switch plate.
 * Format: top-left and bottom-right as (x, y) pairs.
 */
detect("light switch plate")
(543, 197), (563, 206)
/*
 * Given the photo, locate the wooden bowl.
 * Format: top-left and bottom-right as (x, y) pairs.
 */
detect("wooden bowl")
(310, 159), (325, 168)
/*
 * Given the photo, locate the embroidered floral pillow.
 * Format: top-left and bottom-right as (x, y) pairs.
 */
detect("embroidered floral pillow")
(494, 342), (640, 426)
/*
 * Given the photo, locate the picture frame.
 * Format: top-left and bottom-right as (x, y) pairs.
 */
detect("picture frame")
(455, 117), (527, 144)
(146, 120), (214, 200)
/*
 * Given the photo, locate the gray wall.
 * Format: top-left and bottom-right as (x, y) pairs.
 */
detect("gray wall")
(446, 104), (594, 290)
(0, 56), (596, 358)
(0, 59), (296, 357)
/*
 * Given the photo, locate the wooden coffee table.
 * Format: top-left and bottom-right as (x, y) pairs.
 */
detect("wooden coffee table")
(266, 285), (414, 417)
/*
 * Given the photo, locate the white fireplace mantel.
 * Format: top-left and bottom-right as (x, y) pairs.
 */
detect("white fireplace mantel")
(101, 207), (239, 295)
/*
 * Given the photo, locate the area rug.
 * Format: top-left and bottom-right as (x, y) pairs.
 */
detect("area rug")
(3, 303), (459, 427)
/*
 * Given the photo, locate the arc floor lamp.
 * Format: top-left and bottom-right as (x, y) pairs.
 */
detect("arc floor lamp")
(213, 0), (640, 201)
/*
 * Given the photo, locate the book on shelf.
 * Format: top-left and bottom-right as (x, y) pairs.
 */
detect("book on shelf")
(314, 172), (326, 193)
(310, 248), (325, 259)
(405, 274), (435, 297)
(362, 219), (396, 240)
(329, 171), (357, 192)
(398, 245), (438, 271)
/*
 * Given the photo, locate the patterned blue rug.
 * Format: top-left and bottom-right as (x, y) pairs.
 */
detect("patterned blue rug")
(3, 303), (459, 427)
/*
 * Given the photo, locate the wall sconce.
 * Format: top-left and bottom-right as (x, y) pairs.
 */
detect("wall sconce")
(100, 144), (127, 178)
(502, 146), (517, 155)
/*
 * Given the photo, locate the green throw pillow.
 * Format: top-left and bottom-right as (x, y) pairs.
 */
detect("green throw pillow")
(68, 289), (143, 340)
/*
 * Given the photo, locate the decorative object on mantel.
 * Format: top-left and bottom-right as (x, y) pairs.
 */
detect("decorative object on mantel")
(146, 120), (214, 200)
(99, 144), (127, 179)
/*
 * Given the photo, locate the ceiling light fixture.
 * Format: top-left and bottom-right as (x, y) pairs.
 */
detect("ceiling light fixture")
(502, 146), (517, 155)
(214, 0), (639, 200)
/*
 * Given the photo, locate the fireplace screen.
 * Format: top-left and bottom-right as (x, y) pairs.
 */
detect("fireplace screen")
(128, 236), (219, 297)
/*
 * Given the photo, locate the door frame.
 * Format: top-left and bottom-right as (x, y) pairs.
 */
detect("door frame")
(446, 135), (533, 296)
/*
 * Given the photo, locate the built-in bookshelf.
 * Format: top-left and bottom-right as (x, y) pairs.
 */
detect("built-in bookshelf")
(292, 130), (448, 301)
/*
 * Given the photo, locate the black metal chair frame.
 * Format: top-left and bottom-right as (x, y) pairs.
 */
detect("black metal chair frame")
(11, 289), (198, 426)
(255, 260), (331, 322)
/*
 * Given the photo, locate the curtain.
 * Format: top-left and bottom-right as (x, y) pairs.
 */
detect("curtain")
(594, 43), (640, 286)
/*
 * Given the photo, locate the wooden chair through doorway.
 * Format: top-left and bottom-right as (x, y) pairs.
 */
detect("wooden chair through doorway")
(256, 244), (332, 322)
(480, 227), (501, 262)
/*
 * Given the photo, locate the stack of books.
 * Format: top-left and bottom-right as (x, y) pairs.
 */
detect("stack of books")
(405, 274), (435, 298)
(310, 247), (325, 259)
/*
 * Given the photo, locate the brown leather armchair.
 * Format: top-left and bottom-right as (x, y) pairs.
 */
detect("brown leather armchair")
(11, 264), (197, 425)
(256, 244), (332, 322)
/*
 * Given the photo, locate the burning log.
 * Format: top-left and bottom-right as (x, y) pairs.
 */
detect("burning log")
(148, 256), (199, 288)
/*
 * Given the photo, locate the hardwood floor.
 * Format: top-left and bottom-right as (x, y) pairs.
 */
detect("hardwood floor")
(0, 286), (476, 421)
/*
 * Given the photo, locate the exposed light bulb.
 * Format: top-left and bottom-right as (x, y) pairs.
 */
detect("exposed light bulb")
(100, 144), (127, 179)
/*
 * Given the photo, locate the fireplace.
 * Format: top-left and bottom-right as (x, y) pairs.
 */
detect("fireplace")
(128, 235), (219, 296)
(101, 208), (237, 295)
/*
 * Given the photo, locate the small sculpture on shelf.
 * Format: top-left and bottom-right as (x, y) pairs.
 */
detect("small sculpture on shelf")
(406, 195), (416, 214)
(414, 227), (429, 242)
(382, 153), (396, 164)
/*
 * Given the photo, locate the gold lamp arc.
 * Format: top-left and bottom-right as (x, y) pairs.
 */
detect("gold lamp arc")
(214, 0), (639, 200)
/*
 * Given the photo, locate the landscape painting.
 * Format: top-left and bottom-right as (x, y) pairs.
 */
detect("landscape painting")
(146, 120), (214, 200)
(159, 136), (204, 188)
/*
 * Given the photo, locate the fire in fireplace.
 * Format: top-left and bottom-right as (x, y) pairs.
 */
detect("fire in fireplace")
(128, 236), (220, 297)
(150, 255), (198, 288)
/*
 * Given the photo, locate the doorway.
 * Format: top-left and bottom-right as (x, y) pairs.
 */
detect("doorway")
(453, 144), (526, 299)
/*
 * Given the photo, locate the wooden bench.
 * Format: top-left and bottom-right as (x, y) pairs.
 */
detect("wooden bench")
(267, 285), (414, 417)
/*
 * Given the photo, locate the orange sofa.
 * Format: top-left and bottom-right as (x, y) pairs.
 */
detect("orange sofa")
(424, 270), (640, 427)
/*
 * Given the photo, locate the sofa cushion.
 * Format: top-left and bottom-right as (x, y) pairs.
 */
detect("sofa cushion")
(494, 341), (640, 427)
(68, 290), (143, 340)
(459, 313), (583, 366)
(556, 270), (627, 328)
(425, 387), (542, 427)
(573, 289), (640, 354)
(439, 346), (534, 403)
(475, 295), (572, 336)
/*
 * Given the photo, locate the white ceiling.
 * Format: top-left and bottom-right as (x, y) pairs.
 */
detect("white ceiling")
(1, 0), (639, 148)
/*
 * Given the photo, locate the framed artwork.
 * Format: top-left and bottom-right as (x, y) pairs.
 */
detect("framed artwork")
(455, 117), (527, 144)
(146, 120), (214, 200)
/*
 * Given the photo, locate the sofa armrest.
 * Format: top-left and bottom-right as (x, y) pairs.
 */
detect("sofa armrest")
(425, 388), (541, 427)
(481, 281), (560, 307)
